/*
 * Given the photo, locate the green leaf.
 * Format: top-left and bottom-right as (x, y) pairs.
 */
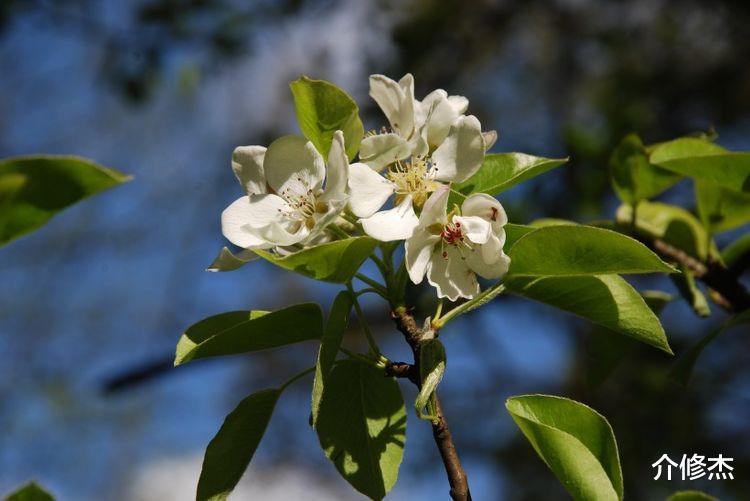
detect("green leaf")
(666, 490), (718, 501)
(670, 264), (710, 317)
(507, 225), (675, 277)
(5, 482), (55, 501)
(506, 394), (623, 501)
(312, 291), (353, 425)
(452, 153), (567, 199)
(175, 304), (323, 365)
(206, 247), (256, 272)
(671, 309), (750, 385)
(290, 76), (364, 161)
(695, 179), (750, 234)
(197, 388), (281, 501)
(616, 201), (711, 260)
(650, 138), (750, 193)
(0, 155), (131, 247)
(585, 291), (672, 388)
(504, 223), (536, 250)
(315, 359), (406, 500)
(255, 237), (377, 283)
(415, 339), (446, 423)
(506, 274), (672, 353)
(609, 134), (682, 204)
(722, 231), (750, 270)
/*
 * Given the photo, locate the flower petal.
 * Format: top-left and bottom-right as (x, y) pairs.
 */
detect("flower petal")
(482, 130), (498, 151)
(347, 163), (395, 218)
(453, 215), (491, 244)
(361, 196), (419, 241)
(264, 135), (325, 195)
(465, 234), (511, 280)
(405, 227), (440, 284)
(461, 193), (508, 233)
(423, 93), (462, 149)
(255, 220), (309, 247)
(359, 133), (412, 171)
(447, 95), (469, 115)
(419, 185), (450, 228)
(369, 74), (415, 139)
(221, 196), (279, 249)
(427, 246), (480, 300)
(321, 130), (349, 203)
(431, 115), (485, 183)
(232, 145), (267, 195)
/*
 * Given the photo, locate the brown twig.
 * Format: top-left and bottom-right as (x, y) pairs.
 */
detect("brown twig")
(391, 307), (472, 501)
(650, 239), (750, 313)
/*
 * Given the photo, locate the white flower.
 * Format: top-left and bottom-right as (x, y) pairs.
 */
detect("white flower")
(221, 131), (350, 250)
(405, 185), (510, 301)
(348, 73), (494, 241)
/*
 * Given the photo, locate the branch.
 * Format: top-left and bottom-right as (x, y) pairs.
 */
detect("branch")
(391, 307), (472, 501)
(650, 239), (750, 312)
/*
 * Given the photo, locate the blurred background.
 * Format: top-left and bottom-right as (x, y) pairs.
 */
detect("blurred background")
(1, 0), (749, 499)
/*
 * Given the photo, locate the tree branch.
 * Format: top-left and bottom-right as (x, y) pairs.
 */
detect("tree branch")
(391, 307), (472, 501)
(650, 238), (750, 312)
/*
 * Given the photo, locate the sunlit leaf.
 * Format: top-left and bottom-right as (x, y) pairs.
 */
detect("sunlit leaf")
(311, 291), (352, 425)
(175, 304), (323, 365)
(452, 153), (567, 199)
(506, 394), (623, 501)
(290, 76), (364, 160)
(506, 274), (672, 353)
(666, 490), (718, 501)
(616, 201), (711, 260)
(507, 225), (675, 277)
(255, 237), (377, 283)
(650, 138), (750, 193)
(0, 155), (131, 247)
(315, 359), (406, 499)
(197, 388), (281, 501)
(695, 179), (750, 234)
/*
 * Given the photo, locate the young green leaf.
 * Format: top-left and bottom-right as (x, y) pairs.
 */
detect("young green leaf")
(452, 152), (567, 198)
(616, 201), (712, 260)
(197, 388), (281, 501)
(5, 482), (55, 501)
(722, 232), (750, 270)
(290, 76), (364, 161)
(175, 304), (323, 365)
(609, 134), (682, 204)
(507, 225), (675, 277)
(650, 138), (750, 193)
(506, 394), (623, 501)
(255, 237), (377, 283)
(666, 490), (718, 501)
(206, 246), (257, 272)
(506, 274), (672, 353)
(669, 265), (710, 317)
(695, 179), (750, 234)
(311, 291), (353, 425)
(0, 155), (131, 248)
(415, 338), (446, 422)
(315, 359), (406, 500)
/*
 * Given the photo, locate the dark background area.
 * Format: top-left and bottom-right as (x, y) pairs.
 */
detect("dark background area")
(1, 1), (749, 499)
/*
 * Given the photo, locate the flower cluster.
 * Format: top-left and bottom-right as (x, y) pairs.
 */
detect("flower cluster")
(221, 74), (510, 299)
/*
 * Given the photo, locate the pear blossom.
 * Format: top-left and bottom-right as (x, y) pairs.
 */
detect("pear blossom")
(405, 185), (510, 301)
(221, 131), (350, 250)
(348, 73), (495, 241)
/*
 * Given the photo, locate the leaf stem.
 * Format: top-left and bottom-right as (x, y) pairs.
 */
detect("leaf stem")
(328, 224), (351, 240)
(347, 283), (382, 356)
(433, 283), (507, 329)
(354, 273), (388, 296)
(279, 366), (315, 392)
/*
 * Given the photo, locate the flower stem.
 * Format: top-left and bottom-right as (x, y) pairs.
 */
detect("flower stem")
(279, 366), (315, 391)
(354, 273), (388, 297)
(433, 283), (507, 329)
